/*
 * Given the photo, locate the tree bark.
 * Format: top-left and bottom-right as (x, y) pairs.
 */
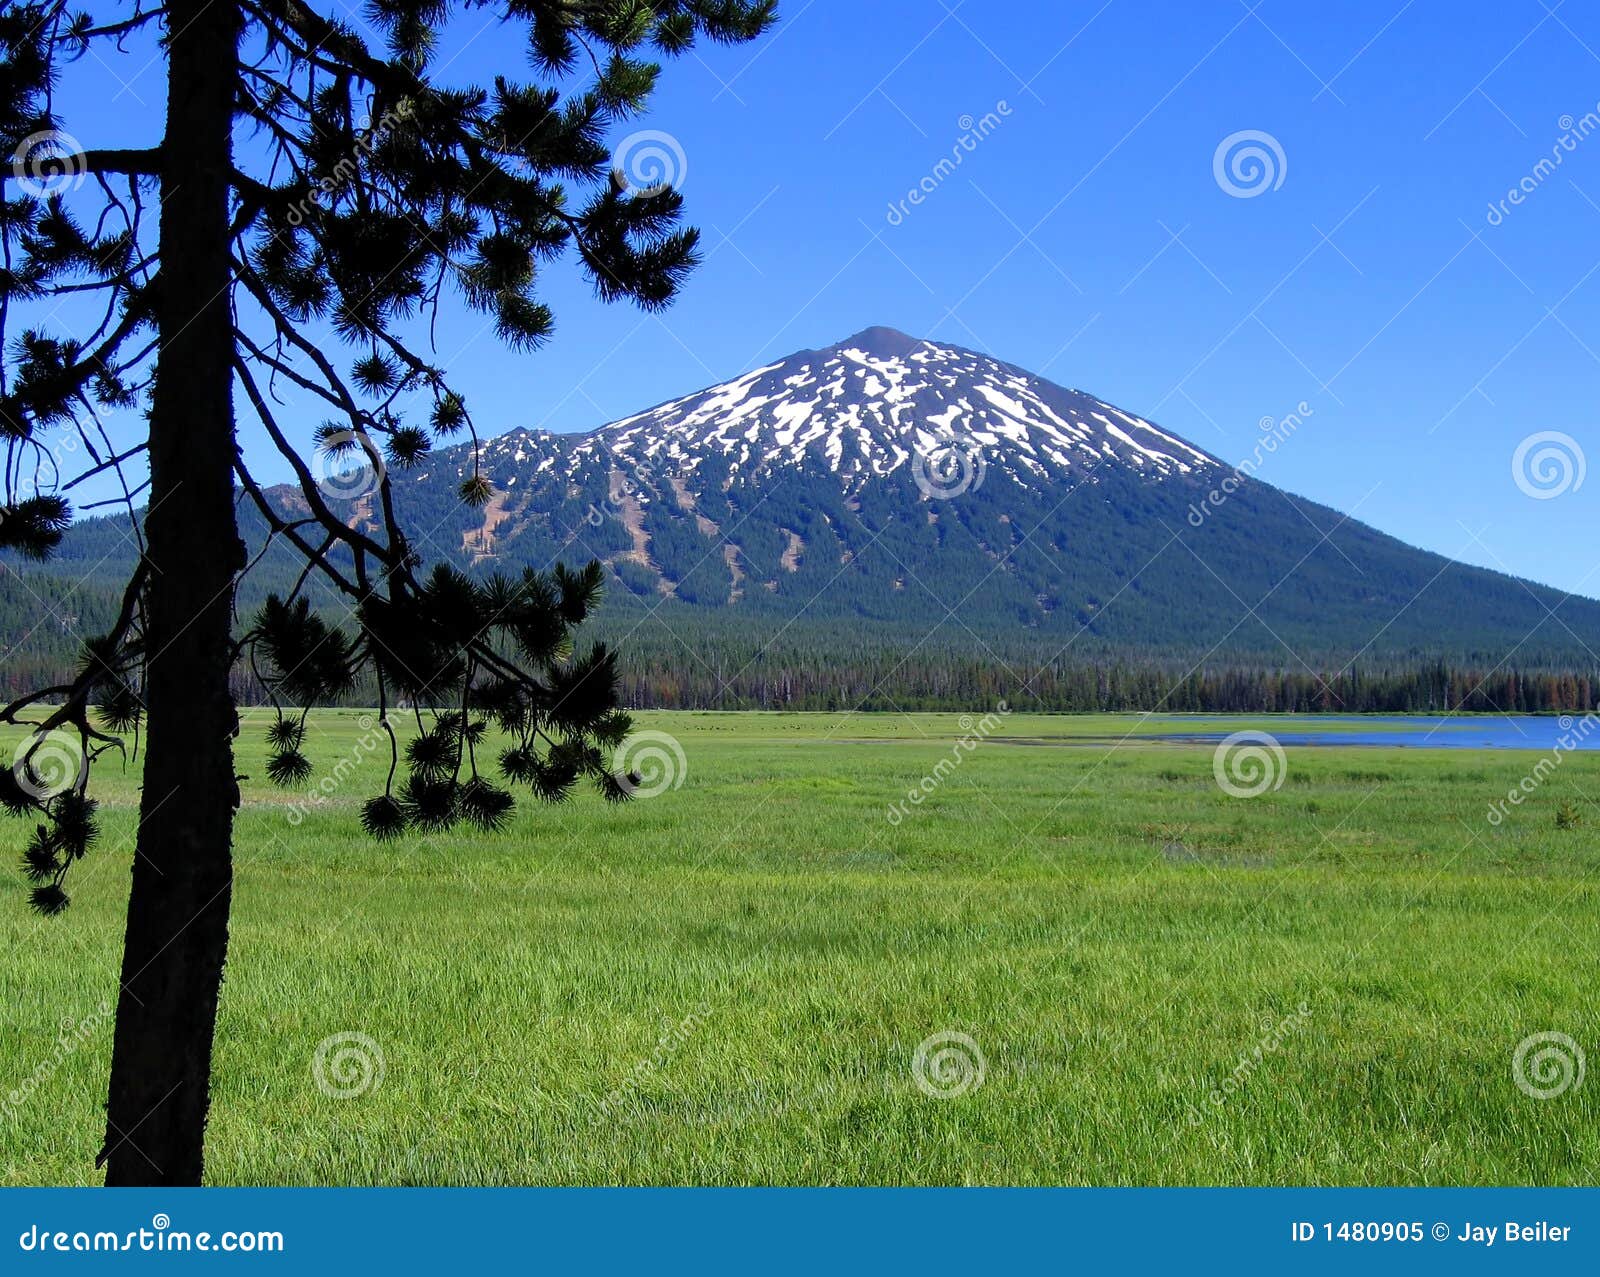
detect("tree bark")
(101, 0), (244, 1187)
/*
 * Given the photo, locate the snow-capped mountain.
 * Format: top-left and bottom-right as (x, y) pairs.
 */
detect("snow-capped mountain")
(591, 325), (1217, 487)
(454, 325), (1219, 514)
(28, 326), (1598, 665)
(342, 325), (1593, 660)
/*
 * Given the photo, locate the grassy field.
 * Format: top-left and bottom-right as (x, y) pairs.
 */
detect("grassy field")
(2, 709), (1597, 1186)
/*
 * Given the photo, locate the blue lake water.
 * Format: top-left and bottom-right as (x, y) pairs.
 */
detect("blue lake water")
(1144, 714), (1600, 752)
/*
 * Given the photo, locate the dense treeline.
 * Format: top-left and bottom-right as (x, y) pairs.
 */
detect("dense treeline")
(602, 649), (1597, 714)
(4, 561), (1595, 716)
(195, 653), (1600, 715)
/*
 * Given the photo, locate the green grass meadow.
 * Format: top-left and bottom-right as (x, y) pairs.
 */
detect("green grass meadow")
(2, 710), (1597, 1185)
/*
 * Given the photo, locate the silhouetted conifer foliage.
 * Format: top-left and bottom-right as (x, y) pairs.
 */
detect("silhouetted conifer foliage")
(251, 560), (635, 835)
(1, 0), (775, 1185)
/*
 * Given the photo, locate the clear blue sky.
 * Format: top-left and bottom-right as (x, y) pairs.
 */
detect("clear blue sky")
(50, 0), (1600, 595)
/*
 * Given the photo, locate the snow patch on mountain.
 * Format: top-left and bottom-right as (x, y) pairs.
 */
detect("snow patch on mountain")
(470, 327), (1222, 498)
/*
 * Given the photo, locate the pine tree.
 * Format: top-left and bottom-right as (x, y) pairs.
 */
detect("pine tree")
(1, 0), (774, 1185)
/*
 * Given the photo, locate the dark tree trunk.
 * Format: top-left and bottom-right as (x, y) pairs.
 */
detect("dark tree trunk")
(101, 0), (244, 1187)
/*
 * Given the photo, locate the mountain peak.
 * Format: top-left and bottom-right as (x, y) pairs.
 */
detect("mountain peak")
(832, 325), (925, 359)
(586, 325), (1217, 491)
